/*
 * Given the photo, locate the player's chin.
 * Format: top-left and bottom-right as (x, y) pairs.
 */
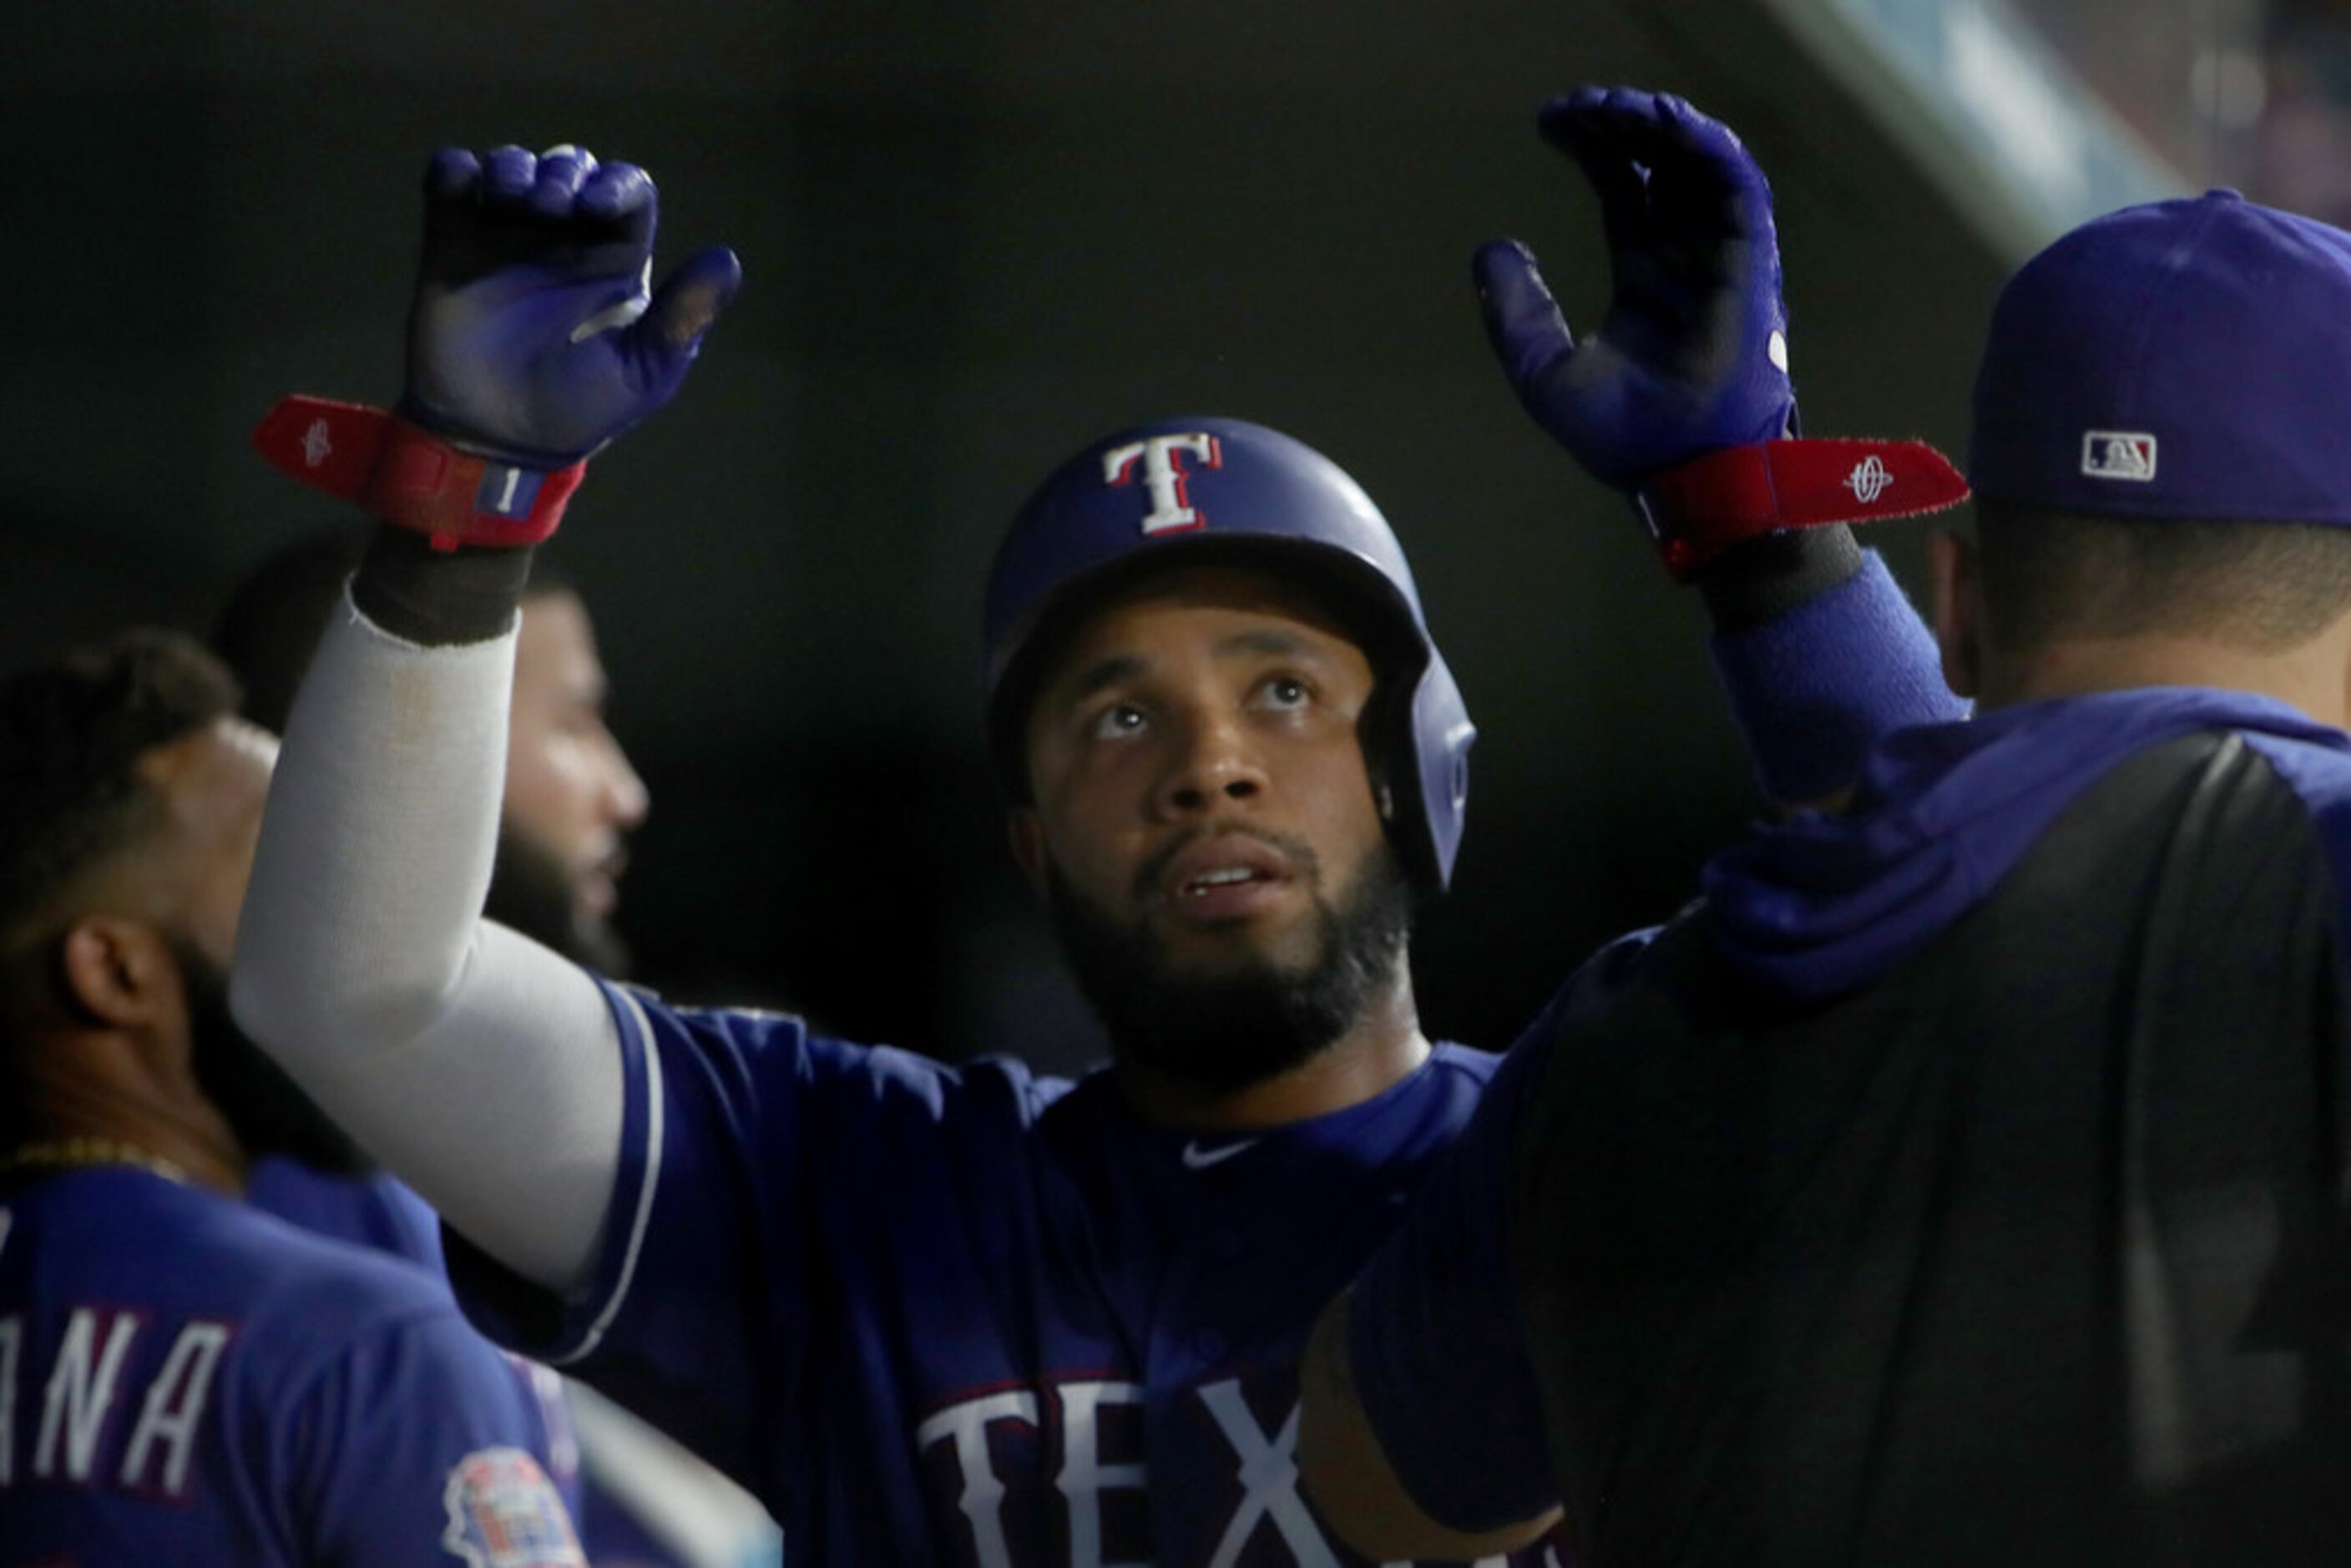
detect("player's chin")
(577, 865), (621, 918)
(1150, 903), (1322, 974)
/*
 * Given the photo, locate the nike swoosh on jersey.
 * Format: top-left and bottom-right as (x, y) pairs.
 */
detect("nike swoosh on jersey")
(1180, 1138), (1262, 1171)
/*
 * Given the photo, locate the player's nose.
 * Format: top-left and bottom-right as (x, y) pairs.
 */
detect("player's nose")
(597, 729), (650, 829)
(1152, 708), (1266, 818)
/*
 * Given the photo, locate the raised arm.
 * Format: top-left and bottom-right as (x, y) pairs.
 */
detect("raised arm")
(231, 144), (739, 1291)
(1481, 87), (1969, 803)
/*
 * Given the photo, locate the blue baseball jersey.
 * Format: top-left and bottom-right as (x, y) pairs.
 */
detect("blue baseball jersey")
(446, 988), (1571, 1565)
(243, 1156), (586, 1525)
(0, 1166), (583, 1567)
(247, 1155), (447, 1273)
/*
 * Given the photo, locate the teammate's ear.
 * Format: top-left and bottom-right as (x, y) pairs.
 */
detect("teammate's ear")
(1005, 808), (1050, 896)
(57, 917), (177, 1030)
(1928, 530), (1981, 701)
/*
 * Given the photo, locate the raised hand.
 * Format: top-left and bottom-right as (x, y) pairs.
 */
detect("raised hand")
(402, 144), (742, 468)
(1478, 88), (1793, 492)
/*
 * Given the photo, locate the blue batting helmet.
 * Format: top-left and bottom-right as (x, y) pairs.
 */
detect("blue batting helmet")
(982, 416), (1475, 890)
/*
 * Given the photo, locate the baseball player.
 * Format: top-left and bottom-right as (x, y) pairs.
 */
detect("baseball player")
(210, 527), (638, 1277)
(217, 531), (649, 979)
(213, 528), (778, 1568)
(0, 631), (583, 1565)
(1301, 191), (2351, 1564)
(230, 94), (1963, 1562)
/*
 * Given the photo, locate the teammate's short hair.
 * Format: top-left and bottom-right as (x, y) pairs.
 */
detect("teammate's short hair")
(212, 528), (367, 735)
(0, 631), (241, 947)
(1960, 190), (2351, 660)
(1975, 501), (2351, 655)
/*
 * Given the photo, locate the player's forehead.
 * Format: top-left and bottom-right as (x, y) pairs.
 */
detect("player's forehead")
(139, 717), (277, 847)
(1029, 563), (1368, 691)
(514, 589), (604, 696)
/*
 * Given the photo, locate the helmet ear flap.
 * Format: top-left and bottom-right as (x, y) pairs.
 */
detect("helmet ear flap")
(1398, 647), (1474, 890)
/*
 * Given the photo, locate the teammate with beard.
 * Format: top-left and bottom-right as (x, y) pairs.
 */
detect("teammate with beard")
(216, 531), (645, 977)
(213, 531), (778, 1568)
(0, 630), (584, 1565)
(210, 529), (645, 1256)
(230, 96), (1964, 1561)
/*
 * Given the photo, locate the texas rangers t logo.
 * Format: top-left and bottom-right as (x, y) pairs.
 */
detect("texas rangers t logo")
(1102, 433), (1223, 534)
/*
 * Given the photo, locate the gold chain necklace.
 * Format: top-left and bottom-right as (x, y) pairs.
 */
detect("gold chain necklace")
(0, 1137), (190, 1186)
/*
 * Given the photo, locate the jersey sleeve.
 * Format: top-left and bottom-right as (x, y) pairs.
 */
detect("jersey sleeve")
(442, 976), (1063, 1489)
(281, 1302), (583, 1567)
(1342, 931), (1656, 1534)
(1342, 1000), (1563, 1532)
(1709, 549), (1968, 803)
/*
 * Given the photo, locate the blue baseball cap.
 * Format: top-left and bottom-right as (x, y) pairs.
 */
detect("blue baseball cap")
(1970, 189), (2351, 522)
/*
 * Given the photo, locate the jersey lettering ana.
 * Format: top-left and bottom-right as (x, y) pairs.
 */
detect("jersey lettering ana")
(445, 993), (1570, 1565)
(1349, 689), (2351, 1565)
(0, 1166), (584, 1567)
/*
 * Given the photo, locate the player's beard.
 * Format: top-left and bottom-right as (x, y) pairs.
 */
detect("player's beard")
(173, 935), (371, 1176)
(1044, 834), (1413, 1097)
(485, 818), (634, 979)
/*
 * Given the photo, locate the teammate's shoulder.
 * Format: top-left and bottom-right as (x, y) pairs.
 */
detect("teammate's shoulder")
(218, 1212), (525, 1416)
(1419, 927), (1676, 1086)
(226, 1201), (460, 1323)
(6, 1172), (466, 1365)
(1425, 1039), (1508, 1084)
(2239, 725), (2351, 807)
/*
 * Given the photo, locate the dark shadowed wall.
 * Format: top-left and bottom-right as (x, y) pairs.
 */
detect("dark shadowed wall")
(0, 2), (2008, 1066)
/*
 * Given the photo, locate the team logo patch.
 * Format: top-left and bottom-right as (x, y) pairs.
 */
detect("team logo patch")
(439, 1447), (584, 1567)
(301, 417), (334, 469)
(1843, 454), (1893, 503)
(2081, 431), (2157, 482)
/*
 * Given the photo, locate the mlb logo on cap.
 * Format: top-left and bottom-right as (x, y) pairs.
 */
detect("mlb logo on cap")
(2081, 432), (2156, 483)
(1969, 189), (2351, 524)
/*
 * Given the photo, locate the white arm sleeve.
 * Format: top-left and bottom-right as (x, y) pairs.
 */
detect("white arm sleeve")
(230, 589), (624, 1292)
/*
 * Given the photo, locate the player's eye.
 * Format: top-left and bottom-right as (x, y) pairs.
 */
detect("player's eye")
(1254, 675), (1313, 712)
(1088, 702), (1150, 741)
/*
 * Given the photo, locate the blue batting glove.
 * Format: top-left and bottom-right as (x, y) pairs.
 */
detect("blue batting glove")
(1477, 88), (1795, 491)
(402, 144), (741, 469)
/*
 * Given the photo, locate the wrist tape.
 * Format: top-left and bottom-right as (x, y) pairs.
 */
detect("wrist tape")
(1636, 438), (1970, 581)
(252, 396), (584, 552)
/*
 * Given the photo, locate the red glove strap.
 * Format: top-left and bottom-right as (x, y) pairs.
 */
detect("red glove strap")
(1636, 438), (1971, 581)
(251, 396), (584, 552)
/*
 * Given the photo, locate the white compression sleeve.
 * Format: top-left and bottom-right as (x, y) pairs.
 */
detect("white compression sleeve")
(231, 589), (624, 1292)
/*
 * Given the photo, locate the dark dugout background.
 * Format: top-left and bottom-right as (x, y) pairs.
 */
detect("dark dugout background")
(0, 2), (2003, 1069)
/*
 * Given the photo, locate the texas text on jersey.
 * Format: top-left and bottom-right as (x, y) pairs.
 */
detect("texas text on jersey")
(447, 988), (1568, 1566)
